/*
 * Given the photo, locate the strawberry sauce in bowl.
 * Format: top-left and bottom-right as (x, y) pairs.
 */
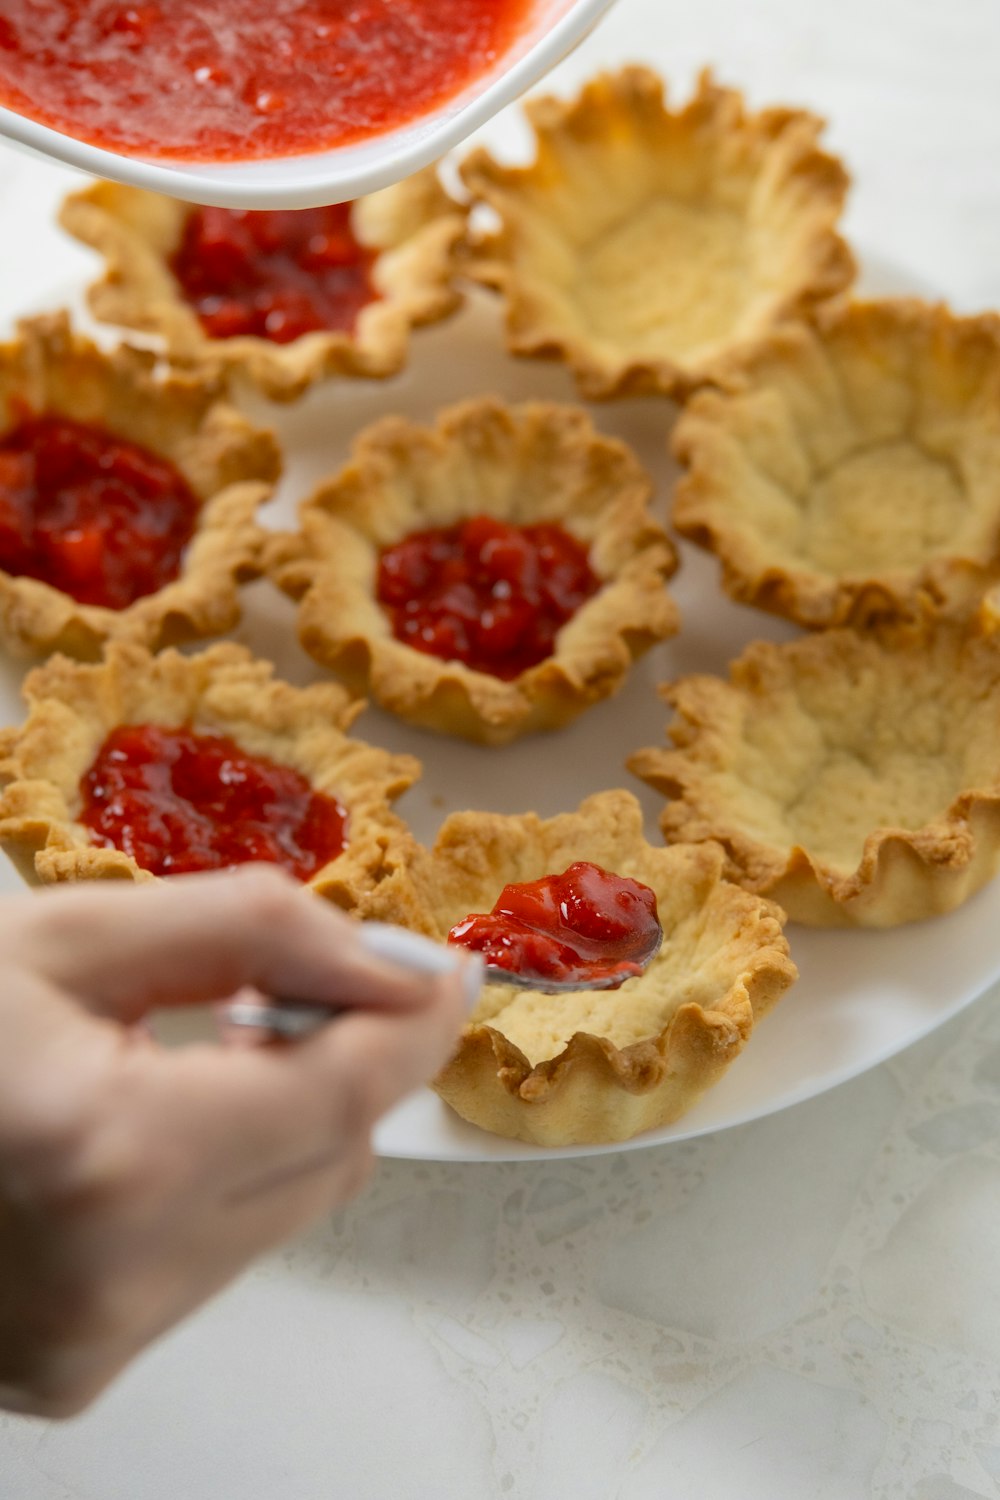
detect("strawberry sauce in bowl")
(0, 1), (617, 209)
(0, 0), (533, 163)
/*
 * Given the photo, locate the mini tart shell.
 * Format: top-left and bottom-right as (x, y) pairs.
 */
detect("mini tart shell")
(60, 169), (466, 402)
(0, 313), (279, 660)
(0, 641), (421, 912)
(461, 67), (854, 401)
(379, 790), (795, 1147)
(269, 397), (680, 745)
(672, 299), (1000, 628)
(629, 619), (1000, 927)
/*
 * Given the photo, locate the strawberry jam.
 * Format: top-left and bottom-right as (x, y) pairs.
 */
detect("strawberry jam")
(0, 1), (532, 164)
(0, 414), (200, 609)
(376, 516), (599, 679)
(80, 724), (349, 878)
(448, 862), (661, 989)
(171, 204), (378, 344)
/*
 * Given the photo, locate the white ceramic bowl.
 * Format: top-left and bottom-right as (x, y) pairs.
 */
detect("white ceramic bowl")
(0, 0), (617, 209)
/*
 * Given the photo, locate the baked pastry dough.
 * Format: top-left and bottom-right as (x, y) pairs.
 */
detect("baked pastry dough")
(394, 790), (796, 1146)
(629, 619), (1000, 926)
(0, 641), (420, 912)
(673, 299), (1000, 627)
(0, 313), (278, 659)
(59, 168), (466, 402)
(461, 67), (854, 400)
(270, 397), (679, 744)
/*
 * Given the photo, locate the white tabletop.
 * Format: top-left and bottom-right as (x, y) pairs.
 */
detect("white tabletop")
(3, 2), (1000, 1496)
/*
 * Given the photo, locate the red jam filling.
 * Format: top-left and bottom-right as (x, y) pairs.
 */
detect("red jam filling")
(80, 724), (349, 879)
(0, 1), (533, 163)
(0, 414), (200, 609)
(377, 516), (600, 679)
(448, 861), (662, 989)
(171, 204), (379, 344)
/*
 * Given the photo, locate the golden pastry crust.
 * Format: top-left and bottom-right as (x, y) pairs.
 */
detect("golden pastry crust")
(59, 169), (466, 402)
(375, 790), (795, 1146)
(673, 299), (1000, 628)
(629, 620), (1000, 927)
(269, 397), (679, 745)
(461, 67), (854, 400)
(0, 313), (279, 660)
(0, 641), (420, 911)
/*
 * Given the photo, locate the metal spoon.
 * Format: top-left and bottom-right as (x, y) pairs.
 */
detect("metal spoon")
(224, 921), (663, 1038)
(222, 922), (473, 1039)
(481, 923), (663, 993)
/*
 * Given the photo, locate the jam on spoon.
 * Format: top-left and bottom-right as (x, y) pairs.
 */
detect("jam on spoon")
(448, 861), (662, 991)
(80, 723), (349, 878)
(376, 515), (600, 679)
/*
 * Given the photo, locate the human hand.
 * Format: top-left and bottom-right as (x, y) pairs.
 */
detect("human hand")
(0, 866), (478, 1418)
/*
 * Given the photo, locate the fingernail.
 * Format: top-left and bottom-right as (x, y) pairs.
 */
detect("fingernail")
(357, 922), (462, 978)
(357, 924), (483, 1010)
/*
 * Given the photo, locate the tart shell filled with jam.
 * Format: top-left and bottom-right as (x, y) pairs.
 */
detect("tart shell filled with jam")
(0, 314), (279, 660)
(364, 791), (797, 1147)
(59, 169), (466, 401)
(0, 642), (423, 914)
(269, 398), (679, 744)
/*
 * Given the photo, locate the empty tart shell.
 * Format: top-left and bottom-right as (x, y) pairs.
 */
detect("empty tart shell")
(629, 619), (1000, 927)
(269, 397), (679, 745)
(60, 167), (466, 402)
(0, 313), (279, 659)
(383, 790), (796, 1146)
(0, 640), (421, 914)
(673, 299), (1000, 628)
(461, 67), (854, 401)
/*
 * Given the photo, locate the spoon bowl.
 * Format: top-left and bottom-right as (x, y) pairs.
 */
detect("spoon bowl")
(483, 922), (664, 993)
(0, 0), (616, 210)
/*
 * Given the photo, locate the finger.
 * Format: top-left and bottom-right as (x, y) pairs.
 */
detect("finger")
(0, 965), (136, 1148)
(302, 973), (470, 1128)
(12, 867), (475, 1024)
(117, 962), (470, 1198)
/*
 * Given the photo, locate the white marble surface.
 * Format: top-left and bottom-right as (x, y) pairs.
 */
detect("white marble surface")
(3, 1), (1000, 1495)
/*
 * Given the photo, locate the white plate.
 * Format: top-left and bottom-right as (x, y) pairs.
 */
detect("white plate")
(0, 0), (616, 209)
(2, 251), (993, 1163)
